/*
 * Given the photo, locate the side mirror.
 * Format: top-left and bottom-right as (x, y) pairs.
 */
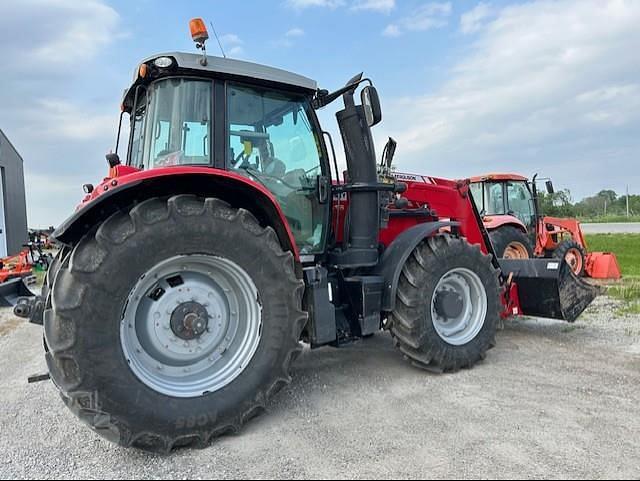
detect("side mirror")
(361, 86), (382, 127)
(384, 137), (397, 169)
(546, 180), (555, 194)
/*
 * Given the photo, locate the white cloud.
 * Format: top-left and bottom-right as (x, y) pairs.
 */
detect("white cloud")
(460, 2), (494, 34)
(383, 24), (401, 37)
(220, 34), (242, 45)
(352, 0), (395, 13)
(287, 0), (394, 12)
(287, 0), (344, 9)
(383, 2), (452, 36)
(272, 28), (306, 48)
(30, 99), (115, 141)
(0, 0), (125, 228)
(0, 0), (121, 70)
(286, 28), (306, 37)
(383, 0), (640, 199)
(220, 34), (245, 57)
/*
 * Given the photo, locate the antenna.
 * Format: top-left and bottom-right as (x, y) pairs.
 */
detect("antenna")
(209, 20), (227, 58)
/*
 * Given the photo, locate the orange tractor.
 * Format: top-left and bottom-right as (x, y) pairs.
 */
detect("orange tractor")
(469, 174), (621, 279)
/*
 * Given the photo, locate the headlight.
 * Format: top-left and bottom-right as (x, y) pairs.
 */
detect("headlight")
(153, 57), (174, 68)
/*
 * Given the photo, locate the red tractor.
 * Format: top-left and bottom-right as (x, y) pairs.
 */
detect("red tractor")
(15, 20), (599, 452)
(469, 174), (621, 279)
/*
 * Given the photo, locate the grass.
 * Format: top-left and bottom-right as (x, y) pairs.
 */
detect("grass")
(579, 215), (640, 223)
(619, 304), (640, 316)
(608, 279), (640, 316)
(34, 269), (46, 287)
(584, 234), (640, 315)
(608, 280), (640, 302)
(607, 278), (640, 316)
(585, 234), (640, 276)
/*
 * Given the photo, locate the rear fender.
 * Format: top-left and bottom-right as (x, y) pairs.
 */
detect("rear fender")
(483, 215), (527, 233)
(52, 168), (300, 259)
(375, 221), (458, 311)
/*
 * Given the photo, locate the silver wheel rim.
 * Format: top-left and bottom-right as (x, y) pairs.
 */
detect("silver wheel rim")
(431, 268), (488, 346)
(120, 254), (262, 398)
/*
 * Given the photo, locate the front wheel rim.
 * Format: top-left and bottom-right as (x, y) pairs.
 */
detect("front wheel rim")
(431, 268), (488, 346)
(120, 254), (262, 398)
(503, 242), (530, 259)
(564, 248), (583, 274)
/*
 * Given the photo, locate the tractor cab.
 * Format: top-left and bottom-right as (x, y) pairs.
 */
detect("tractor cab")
(118, 52), (331, 255)
(108, 36), (390, 270)
(469, 173), (538, 234)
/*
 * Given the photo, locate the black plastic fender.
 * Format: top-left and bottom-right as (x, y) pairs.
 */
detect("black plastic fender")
(375, 221), (458, 311)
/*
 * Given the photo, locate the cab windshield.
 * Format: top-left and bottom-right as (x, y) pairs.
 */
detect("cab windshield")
(471, 180), (535, 228)
(129, 78), (212, 169)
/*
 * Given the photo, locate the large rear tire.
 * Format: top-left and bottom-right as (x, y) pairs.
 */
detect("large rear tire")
(45, 195), (306, 453)
(389, 235), (500, 373)
(489, 225), (533, 259)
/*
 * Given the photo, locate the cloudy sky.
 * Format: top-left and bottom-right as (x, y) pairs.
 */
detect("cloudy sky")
(0, 0), (638, 228)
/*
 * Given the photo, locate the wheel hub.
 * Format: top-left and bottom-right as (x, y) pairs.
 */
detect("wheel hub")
(431, 268), (488, 346)
(120, 254), (262, 398)
(434, 289), (464, 319)
(170, 302), (209, 340)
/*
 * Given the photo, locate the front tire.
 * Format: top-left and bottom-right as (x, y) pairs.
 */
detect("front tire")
(489, 226), (533, 259)
(45, 195), (306, 452)
(553, 240), (586, 277)
(389, 235), (500, 373)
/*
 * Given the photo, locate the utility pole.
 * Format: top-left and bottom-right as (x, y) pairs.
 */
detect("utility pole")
(627, 185), (630, 218)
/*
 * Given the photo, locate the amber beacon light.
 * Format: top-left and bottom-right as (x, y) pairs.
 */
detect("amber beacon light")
(190, 18), (209, 44)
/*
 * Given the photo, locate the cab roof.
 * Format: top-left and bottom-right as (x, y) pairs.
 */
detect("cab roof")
(469, 173), (529, 183)
(135, 52), (318, 92)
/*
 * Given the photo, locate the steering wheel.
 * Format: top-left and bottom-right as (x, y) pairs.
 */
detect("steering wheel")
(242, 166), (302, 191)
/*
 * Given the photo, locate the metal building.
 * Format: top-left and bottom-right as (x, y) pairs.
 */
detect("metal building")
(0, 129), (28, 257)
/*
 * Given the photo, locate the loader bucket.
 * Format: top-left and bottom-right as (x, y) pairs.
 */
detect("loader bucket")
(586, 252), (622, 279)
(0, 276), (37, 307)
(499, 259), (602, 322)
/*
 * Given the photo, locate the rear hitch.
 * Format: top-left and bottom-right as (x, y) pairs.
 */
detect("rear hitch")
(14, 296), (45, 325)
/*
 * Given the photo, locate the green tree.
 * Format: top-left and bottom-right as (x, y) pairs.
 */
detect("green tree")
(538, 189), (575, 217)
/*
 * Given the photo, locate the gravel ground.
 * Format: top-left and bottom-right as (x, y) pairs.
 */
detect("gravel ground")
(0, 295), (639, 479)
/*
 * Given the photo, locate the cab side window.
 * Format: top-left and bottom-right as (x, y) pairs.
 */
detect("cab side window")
(507, 182), (535, 228)
(484, 182), (506, 215)
(226, 83), (326, 254)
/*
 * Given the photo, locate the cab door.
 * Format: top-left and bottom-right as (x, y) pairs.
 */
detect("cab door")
(506, 181), (536, 232)
(224, 82), (331, 256)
